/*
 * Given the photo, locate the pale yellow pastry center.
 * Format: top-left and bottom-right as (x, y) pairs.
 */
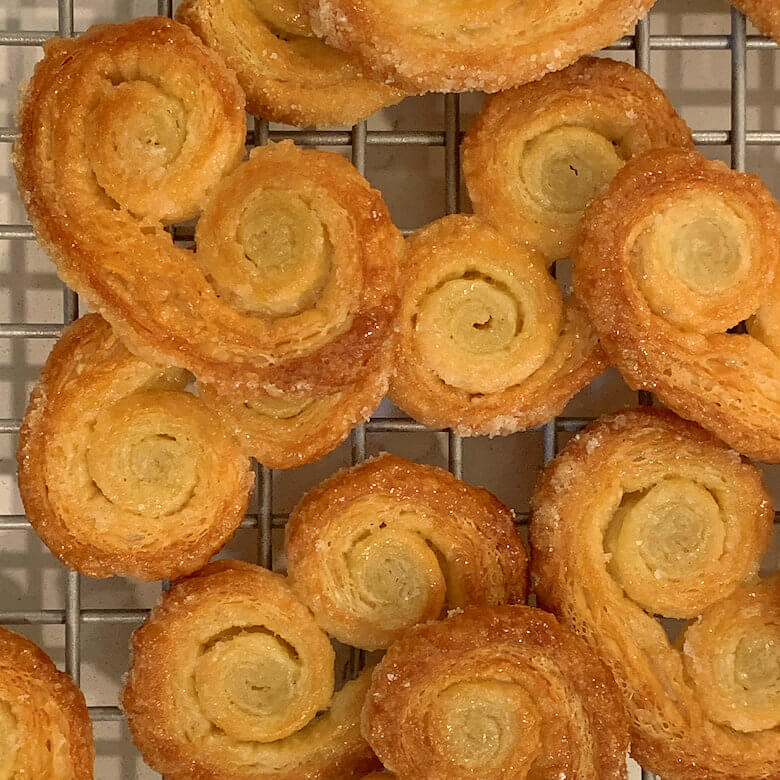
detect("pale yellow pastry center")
(733, 633), (780, 695)
(246, 395), (315, 419)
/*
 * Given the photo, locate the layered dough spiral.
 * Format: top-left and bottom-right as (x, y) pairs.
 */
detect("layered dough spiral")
(463, 57), (693, 260)
(362, 605), (630, 779)
(286, 453), (528, 649)
(13, 18), (401, 398)
(389, 215), (607, 435)
(123, 560), (381, 779)
(18, 314), (253, 580)
(304, 0), (658, 93)
(0, 628), (94, 779)
(574, 148), (780, 461)
(530, 408), (777, 779)
(176, 0), (404, 126)
(733, 1), (780, 42)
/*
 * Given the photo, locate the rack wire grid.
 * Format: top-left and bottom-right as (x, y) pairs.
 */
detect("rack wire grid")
(0, 0), (778, 778)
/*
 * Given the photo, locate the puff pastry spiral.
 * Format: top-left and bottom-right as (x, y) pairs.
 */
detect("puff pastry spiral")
(286, 453), (528, 649)
(14, 18), (401, 398)
(304, 0), (658, 93)
(0, 628), (94, 779)
(176, 0), (404, 126)
(530, 408), (778, 779)
(389, 215), (607, 435)
(18, 314), (253, 580)
(463, 57), (693, 260)
(123, 560), (380, 779)
(575, 148), (780, 462)
(733, 1), (780, 42)
(362, 605), (630, 779)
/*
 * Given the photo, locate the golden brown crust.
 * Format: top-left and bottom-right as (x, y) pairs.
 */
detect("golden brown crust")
(463, 57), (693, 260)
(574, 148), (780, 462)
(362, 605), (629, 779)
(0, 627), (94, 778)
(733, 0), (780, 41)
(389, 215), (608, 435)
(17, 314), (253, 581)
(530, 408), (777, 779)
(13, 18), (401, 398)
(123, 560), (381, 779)
(286, 453), (528, 649)
(304, 0), (658, 93)
(176, 0), (405, 126)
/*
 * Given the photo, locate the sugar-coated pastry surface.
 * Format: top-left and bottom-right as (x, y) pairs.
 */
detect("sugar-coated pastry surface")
(0, 627), (94, 779)
(733, 0), (780, 42)
(13, 17), (401, 398)
(17, 314), (253, 580)
(531, 408), (777, 779)
(463, 57), (693, 260)
(286, 453), (528, 649)
(574, 148), (780, 461)
(362, 605), (630, 779)
(123, 560), (381, 779)
(389, 214), (607, 435)
(176, 0), (405, 126)
(304, 0), (658, 93)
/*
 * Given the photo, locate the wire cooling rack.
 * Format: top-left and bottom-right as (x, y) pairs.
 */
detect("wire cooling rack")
(0, 1), (778, 778)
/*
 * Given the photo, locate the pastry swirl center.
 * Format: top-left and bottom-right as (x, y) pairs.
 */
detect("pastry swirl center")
(733, 633), (780, 695)
(245, 395), (315, 419)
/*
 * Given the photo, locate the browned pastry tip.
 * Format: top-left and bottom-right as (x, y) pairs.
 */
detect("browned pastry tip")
(574, 147), (780, 461)
(732, 1), (780, 41)
(286, 452), (528, 649)
(362, 605), (629, 779)
(530, 407), (777, 779)
(303, 0), (658, 93)
(18, 314), (253, 580)
(176, 0), (406, 126)
(463, 57), (693, 260)
(123, 559), (381, 779)
(389, 214), (608, 435)
(0, 627), (94, 778)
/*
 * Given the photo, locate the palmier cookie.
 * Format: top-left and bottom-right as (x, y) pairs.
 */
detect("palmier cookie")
(732, 1), (780, 42)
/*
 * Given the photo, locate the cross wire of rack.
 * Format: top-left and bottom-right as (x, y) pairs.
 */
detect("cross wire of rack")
(0, 2), (777, 779)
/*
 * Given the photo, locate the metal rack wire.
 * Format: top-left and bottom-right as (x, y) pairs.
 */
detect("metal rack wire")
(0, 2), (777, 778)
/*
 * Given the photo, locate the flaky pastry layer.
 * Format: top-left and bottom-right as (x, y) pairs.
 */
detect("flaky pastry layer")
(530, 408), (777, 779)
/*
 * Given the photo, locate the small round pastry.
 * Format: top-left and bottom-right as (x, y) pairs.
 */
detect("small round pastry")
(574, 148), (780, 462)
(362, 605), (630, 779)
(530, 408), (777, 779)
(389, 215), (607, 435)
(18, 314), (253, 581)
(304, 0), (658, 93)
(0, 627), (94, 778)
(176, 0), (405, 126)
(733, 1), (780, 42)
(463, 57), (693, 260)
(123, 560), (381, 779)
(14, 18), (402, 399)
(286, 453), (528, 650)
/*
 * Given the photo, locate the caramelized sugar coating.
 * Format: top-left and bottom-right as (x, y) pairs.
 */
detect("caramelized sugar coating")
(574, 148), (780, 461)
(0, 628), (94, 779)
(286, 453), (527, 649)
(176, 0), (405, 126)
(18, 314), (253, 580)
(13, 18), (401, 399)
(463, 57), (693, 260)
(123, 560), (381, 779)
(733, 1), (780, 41)
(362, 605), (629, 779)
(530, 408), (777, 779)
(303, 0), (658, 93)
(389, 215), (607, 435)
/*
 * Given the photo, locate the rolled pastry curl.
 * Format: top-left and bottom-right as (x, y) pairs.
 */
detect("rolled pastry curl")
(389, 215), (608, 436)
(0, 628), (94, 779)
(14, 19), (401, 400)
(574, 148), (780, 462)
(176, 0), (405, 126)
(18, 315), (253, 581)
(362, 605), (630, 780)
(462, 57), (693, 261)
(732, 1), (780, 42)
(123, 560), (381, 780)
(286, 453), (527, 650)
(530, 408), (777, 780)
(303, 0), (658, 93)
